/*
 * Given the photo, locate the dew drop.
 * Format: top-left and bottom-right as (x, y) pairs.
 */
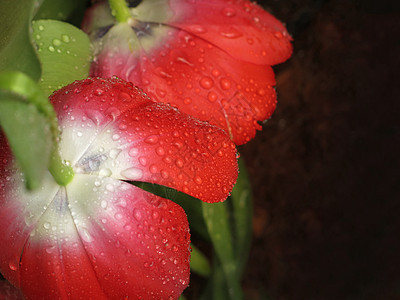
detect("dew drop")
(222, 7), (236, 17)
(61, 34), (70, 43)
(80, 227), (94, 242)
(199, 76), (214, 89)
(156, 146), (165, 156)
(8, 261), (17, 271)
(220, 78), (232, 90)
(144, 135), (159, 144)
(211, 69), (221, 77)
(194, 176), (203, 184)
(160, 170), (169, 179)
(45, 246), (55, 254)
(274, 31), (283, 39)
(220, 29), (243, 39)
(175, 159), (184, 168)
(43, 222), (51, 229)
(109, 148), (121, 159)
(121, 167), (143, 180)
(207, 91), (218, 102)
(149, 164), (157, 174)
(183, 97), (192, 104)
(133, 209), (142, 221)
(101, 200), (108, 209)
(48, 46), (55, 52)
(93, 88), (104, 96)
(52, 39), (61, 46)
(257, 88), (266, 96)
(128, 148), (139, 157)
(112, 134), (120, 141)
(105, 183), (115, 192)
(99, 168), (112, 177)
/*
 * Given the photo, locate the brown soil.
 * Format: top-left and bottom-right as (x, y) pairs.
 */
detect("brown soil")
(240, 0), (400, 299)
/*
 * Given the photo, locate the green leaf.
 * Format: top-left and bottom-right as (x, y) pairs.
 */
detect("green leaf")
(0, 71), (55, 189)
(200, 258), (231, 300)
(34, 0), (89, 24)
(0, 0), (41, 80)
(202, 201), (243, 299)
(190, 244), (211, 277)
(231, 157), (253, 277)
(32, 20), (92, 97)
(0, 99), (52, 190)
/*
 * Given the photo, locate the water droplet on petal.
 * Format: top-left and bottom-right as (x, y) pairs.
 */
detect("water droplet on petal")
(220, 78), (232, 90)
(101, 200), (108, 209)
(121, 167), (143, 180)
(156, 146), (165, 156)
(106, 183), (115, 192)
(80, 227), (94, 242)
(109, 148), (121, 159)
(175, 159), (184, 168)
(129, 148), (139, 157)
(200, 76), (214, 89)
(194, 176), (203, 184)
(220, 28), (243, 39)
(207, 91), (218, 102)
(99, 168), (112, 177)
(222, 7), (236, 17)
(133, 209), (142, 221)
(93, 88), (104, 96)
(46, 246), (55, 254)
(8, 261), (17, 271)
(144, 135), (159, 144)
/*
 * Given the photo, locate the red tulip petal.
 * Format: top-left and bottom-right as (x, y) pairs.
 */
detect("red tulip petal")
(167, 0), (293, 65)
(138, 28), (278, 145)
(18, 175), (189, 299)
(0, 149), (60, 287)
(83, 0), (292, 145)
(90, 27), (276, 145)
(19, 186), (108, 299)
(51, 78), (238, 202)
(83, 0), (292, 65)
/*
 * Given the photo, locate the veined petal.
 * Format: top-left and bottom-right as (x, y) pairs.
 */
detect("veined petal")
(52, 78), (238, 203)
(167, 0), (293, 65)
(136, 28), (277, 145)
(83, 1), (290, 144)
(19, 175), (189, 299)
(0, 77), (237, 299)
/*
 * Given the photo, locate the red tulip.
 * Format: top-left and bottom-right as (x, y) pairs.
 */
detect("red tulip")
(82, 0), (292, 145)
(0, 77), (238, 299)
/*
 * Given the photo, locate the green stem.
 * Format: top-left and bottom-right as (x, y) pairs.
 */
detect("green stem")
(49, 146), (74, 186)
(108, 0), (131, 23)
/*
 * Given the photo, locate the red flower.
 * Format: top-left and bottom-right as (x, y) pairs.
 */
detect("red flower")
(0, 77), (238, 299)
(82, 0), (292, 145)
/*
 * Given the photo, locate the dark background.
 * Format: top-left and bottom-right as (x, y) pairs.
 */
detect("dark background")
(239, 0), (400, 299)
(1, 1), (399, 299)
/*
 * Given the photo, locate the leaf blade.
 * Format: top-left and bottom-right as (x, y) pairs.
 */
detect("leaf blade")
(0, 0), (41, 80)
(32, 20), (92, 97)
